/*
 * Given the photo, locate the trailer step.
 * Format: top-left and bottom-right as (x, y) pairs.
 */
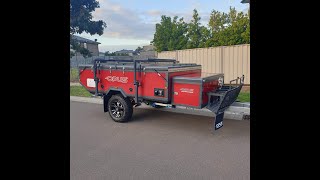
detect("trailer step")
(206, 84), (243, 114)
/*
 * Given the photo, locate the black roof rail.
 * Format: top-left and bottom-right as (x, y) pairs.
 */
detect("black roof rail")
(93, 58), (176, 64)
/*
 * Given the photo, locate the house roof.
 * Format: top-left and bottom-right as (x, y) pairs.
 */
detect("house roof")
(241, 0), (250, 3)
(115, 49), (134, 53)
(142, 45), (155, 51)
(71, 35), (101, 44)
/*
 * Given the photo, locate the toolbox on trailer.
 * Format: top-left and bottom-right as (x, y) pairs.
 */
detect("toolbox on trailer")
(172, 74), (223, 108)
(78, 58), (244, 132)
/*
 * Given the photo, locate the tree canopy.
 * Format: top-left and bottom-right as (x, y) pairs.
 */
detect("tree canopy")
(70, 0), (107, 57)
(135, 46), (143, 54)
(152, 7), (250, 52)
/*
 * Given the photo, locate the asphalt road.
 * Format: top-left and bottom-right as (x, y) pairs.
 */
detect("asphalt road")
(71, 101), (250, 180)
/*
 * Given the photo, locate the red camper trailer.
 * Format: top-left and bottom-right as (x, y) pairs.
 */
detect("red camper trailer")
(78, 59), (244, 132)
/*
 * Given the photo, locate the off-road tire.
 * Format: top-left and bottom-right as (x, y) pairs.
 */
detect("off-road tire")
(107, 94), (133, 122)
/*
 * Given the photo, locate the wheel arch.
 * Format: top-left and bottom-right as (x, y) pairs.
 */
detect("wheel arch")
(103, 88), (128, 112)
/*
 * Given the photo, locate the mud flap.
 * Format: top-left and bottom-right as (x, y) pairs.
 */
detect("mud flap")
(207, 76), (244, 131)
(214, 112), (224, 130)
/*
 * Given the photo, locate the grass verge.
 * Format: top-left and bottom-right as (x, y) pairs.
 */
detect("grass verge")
(70, 68), (79, 82)
(70, 86), (92, 97)
(237, 92), (250, 102)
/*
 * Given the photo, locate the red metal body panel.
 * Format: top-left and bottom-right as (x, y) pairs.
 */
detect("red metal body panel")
(172, 83), (201, 107)
(168, 70), (201, 101)
(139, 72), (167, 98)
(171, 74), (221, 108)
(79, 69), (95, 91)
(168, 70), (201, 79)
(79, 69), (167, 100)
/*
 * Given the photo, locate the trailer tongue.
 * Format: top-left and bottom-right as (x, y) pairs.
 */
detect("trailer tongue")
(79, 58), (244, 132)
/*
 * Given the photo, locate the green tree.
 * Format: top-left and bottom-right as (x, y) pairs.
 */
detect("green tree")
(207, 10), (228, 47)
(186, 9), (202, 49)
(104, 51), (110, 56)
(152, 15), (188, 52)
(70, 38), (92, 58)
(152, 7), (250, 51)
(171, 17), (188, 50)
(199, 26), (210, 48)
(152, 15), (172, 52)
(105, 51), (116, 56)
(207, 7), (250, 47)
(167, 17), (187, 50)
(70, 51), (75, 58)
(224, 7), (250, 45)
(70, 0), (106, 35)
(135, 46), (143, 54)
(209, 10), (228, 32)
(70, 0), (107, 57)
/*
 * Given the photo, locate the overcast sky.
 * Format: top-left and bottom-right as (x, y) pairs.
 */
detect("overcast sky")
(75, 0), (249, 53)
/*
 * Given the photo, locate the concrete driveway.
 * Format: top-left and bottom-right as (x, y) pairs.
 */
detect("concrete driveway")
(70, 101), (250, 180)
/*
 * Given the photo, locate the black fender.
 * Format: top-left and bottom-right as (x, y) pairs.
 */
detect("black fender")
(103, 88), (128, 112)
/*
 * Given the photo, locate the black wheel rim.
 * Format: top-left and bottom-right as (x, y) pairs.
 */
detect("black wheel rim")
(110, 99), (124, 118)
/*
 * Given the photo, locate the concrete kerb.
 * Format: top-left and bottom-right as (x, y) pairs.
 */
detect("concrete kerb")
(70, 82), (81, 86)
(70, 96), (250, 121)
